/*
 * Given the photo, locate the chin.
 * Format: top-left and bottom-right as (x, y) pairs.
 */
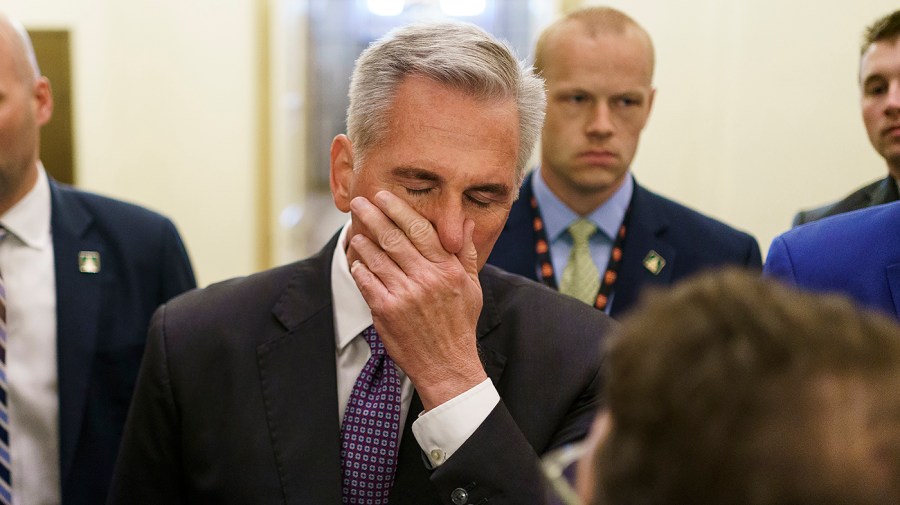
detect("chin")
(575, 173), (623, 190)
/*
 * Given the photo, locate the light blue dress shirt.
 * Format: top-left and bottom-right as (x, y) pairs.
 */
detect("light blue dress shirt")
(532, 168), (633, 311)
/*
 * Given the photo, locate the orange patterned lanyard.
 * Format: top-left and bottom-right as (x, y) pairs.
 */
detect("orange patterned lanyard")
(529, 196), (631, 311)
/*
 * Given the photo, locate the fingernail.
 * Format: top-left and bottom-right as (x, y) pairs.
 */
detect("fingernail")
(374, 191), (391, 205)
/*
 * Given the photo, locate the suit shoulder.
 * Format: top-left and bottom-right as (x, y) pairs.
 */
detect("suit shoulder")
(638, 187), (756, 242)
(168, 263), (297, 317)
(793, 177), (887, 225)
(780, 200), (900, 249)
(57, 184), (175, 226)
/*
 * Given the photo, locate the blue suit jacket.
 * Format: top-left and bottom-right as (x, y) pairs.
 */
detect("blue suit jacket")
(487, 173), (763, 318)
(766, 201), (900, 318)
(49, 179), (196, 504)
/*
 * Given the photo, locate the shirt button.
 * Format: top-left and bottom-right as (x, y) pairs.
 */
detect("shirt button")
(429, 449), (445, 464)
(450, 487), (469, 505)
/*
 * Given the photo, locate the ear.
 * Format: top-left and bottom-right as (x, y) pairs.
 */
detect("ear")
(33, 76), (53, 126)
(639, 87), (656, 130)
(330, 134), (355, 213)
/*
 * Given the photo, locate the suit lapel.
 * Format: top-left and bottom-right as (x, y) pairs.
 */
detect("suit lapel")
(390, 393), (430, 504)
(870, 176), (900, 206)
(50, 180), (106, 481)
(256, 236), (343, 504)
(611, 183), (675, 318)
(474, 273), (507, 384)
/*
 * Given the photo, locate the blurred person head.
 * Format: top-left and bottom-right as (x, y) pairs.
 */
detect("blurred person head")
(534, 7), (655, 215)
(588, 269), (900, 505)
(331, 21), (545, 268)
(0, 13), (53, 215)
(860, 9), (900, 179)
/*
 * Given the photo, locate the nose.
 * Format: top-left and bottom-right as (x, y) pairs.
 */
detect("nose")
(887, 80), (900, 116)
(586, 102), (614, 137)
(431, 198), (466, 254)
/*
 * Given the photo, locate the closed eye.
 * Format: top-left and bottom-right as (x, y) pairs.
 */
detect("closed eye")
(465, 193), (492, 208)
(405, 187), (434, 197)
(465, 184), (511, 209)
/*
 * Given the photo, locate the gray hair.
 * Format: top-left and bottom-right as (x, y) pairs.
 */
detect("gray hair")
(346, 21), (545, 186)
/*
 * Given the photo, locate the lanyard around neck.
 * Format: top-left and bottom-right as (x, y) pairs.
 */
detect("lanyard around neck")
(529, 196), (631, 312)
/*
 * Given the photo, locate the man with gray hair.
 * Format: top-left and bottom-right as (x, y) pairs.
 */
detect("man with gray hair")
(110, 21), (613, 504)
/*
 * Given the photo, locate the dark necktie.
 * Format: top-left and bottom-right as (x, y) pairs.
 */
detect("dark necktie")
(340, 326), (402, 505)
(0, 228), (11, 505)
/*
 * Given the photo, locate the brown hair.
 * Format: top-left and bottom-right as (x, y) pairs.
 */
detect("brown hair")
(862, 9), (900, 55)
(595, 269), (900, 505)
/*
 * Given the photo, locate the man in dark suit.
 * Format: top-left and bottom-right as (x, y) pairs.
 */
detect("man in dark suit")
(487, 7), (761, 319)
(109, 21), (614, 505)
(0, 14), (195, 504)
(766, 201), (900, 319)
(792, 9), (900, 226)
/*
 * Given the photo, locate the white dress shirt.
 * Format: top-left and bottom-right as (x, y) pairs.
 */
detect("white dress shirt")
(0, 165), (61, 505)
(330, 222), (499, 467)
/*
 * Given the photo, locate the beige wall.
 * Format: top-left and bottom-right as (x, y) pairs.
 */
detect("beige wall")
(567, 0), (898, 255)
(4, 0), (898, 286)
(3, 0), (268, 286)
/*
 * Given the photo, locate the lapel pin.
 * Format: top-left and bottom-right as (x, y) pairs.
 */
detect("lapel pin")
(642, 250), (666, 275)
(78, 251), (101, 274)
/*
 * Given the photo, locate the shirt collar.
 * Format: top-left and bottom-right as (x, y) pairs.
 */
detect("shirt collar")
(532, 167), (633, 242)
(331, 220), (374, 353)
(0, 162), (52, 250)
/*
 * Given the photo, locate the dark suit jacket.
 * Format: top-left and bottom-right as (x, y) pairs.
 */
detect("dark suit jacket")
(50, 179), (196, 504)
(487, 173), (762, 318)
(108, 234), (613, 505)
(766, 201), (900, 318)
(792, 176), (899, 227)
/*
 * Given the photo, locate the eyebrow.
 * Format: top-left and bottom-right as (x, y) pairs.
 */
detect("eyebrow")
(469, 182), (512, 198)
(862, 74), (887, 87)
(391, 166), (443, 183)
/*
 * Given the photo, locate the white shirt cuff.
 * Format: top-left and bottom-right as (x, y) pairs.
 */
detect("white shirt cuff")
(411, 378), (500, 467)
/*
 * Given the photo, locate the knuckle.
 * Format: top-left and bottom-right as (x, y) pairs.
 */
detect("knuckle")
(380, 227), (406, 250)
(367, 250), (392, 271)
(406, 218), (432, 242)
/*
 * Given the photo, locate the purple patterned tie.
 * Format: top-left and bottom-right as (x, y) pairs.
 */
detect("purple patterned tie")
(340, 326), (402, 505)
(0, 228), (11, 505)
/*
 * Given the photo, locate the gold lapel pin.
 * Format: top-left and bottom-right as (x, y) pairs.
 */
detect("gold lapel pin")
(642, 250), (666, 275)
(78, 251), (101, 274)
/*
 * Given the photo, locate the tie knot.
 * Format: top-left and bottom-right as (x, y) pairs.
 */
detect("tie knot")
(568, 219), (597, 244)
(361, 326), (385, 356)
